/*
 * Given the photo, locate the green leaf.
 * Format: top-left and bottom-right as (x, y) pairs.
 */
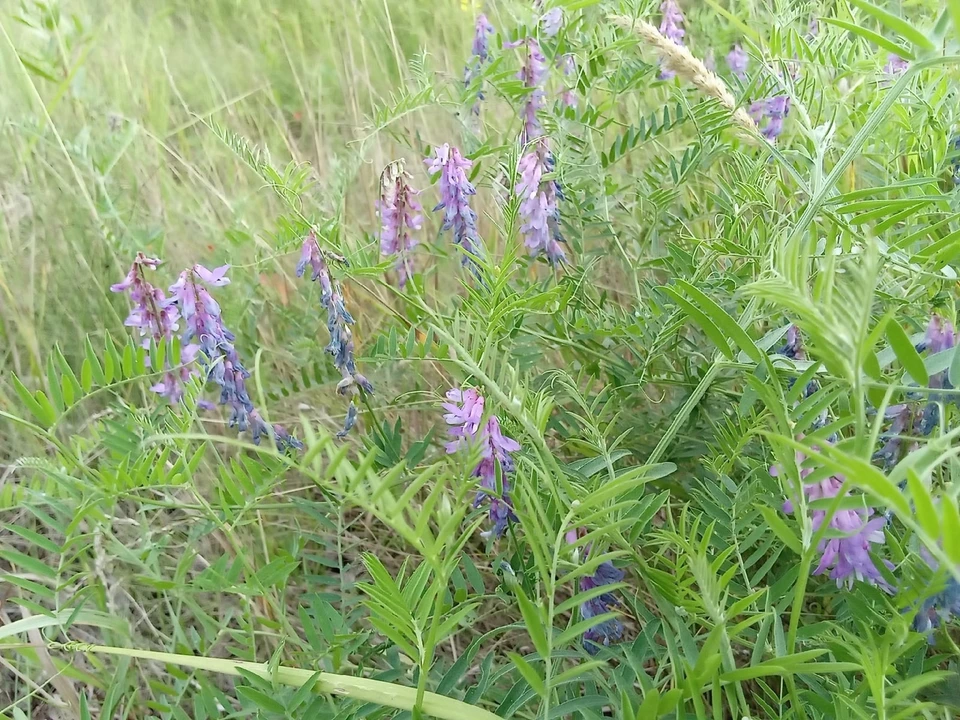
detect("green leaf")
(948, 339), (960, 389)
(675, 280), (763, 362)
(943, 500), (960, 565)
(45, 355), (64, 412)
(886, 322), (929, 386)
(507, 653), (545, 697)
(661, 287), (733, 360)
(236, 685), (286, 714)
(820, 17), (913, 58)
(80, 358), (93, 393)
(758, 506), (801, 554)
(12, 374), (50, 427)
(907, 469), (938, 539)
(513, 586), (549, 658)
(848, 0), (935, 50)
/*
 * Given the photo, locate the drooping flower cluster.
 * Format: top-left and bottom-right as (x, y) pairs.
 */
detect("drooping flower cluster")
(296, 231), (373, 437)
(112, 253), (197, 404)
(775, 447), (891, 590)
(508, 37), (549, 144)
(749, 95), (791, 140)
(378, 161), (423, 289)
(167, 264), (302, 450)
(658, 0), (685, 80)
(425, 144), (483, 270)
(443, 387), (520, 538)
(726, 43), (748, 80)
(516, 140), (566, 265)
(464, 13), (495, 114)
(579, 560), (626, 653)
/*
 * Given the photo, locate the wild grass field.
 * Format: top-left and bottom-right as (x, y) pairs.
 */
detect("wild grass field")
(2, 0), (960, 718)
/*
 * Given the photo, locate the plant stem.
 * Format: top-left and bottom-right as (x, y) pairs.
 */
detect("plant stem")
(51, 642), (501, 720)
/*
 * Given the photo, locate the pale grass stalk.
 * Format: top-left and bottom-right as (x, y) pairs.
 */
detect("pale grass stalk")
(609, 14), (758, 137)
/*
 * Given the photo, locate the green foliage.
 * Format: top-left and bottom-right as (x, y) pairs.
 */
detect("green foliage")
(3, 0), (960, 719)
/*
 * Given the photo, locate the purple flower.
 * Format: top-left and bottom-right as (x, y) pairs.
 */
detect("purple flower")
(913, 575), (960, 636)
(726, 43), (748, 80)
(807, 18), (819, 40)
(558, 54), (577, 108)
(658, 0), (685, 79)
(167, 265), (251, 425)
(540, 8), (562, 37)
(296, 230), (373, 437)
(464, 14), (495, 113)
(507, 37), (548, 143)
(884, 53), (909, 75)
(516, 142), (566, 265)
(750, 95), (791, 140)
(914, 315), (957, 434)
(425, 144), (483, 269)
(250, 409), (304, 451)
(443, 388), (520, 538)
(379, 163), (423, 289)
(579, 561), (625, 653)
(471, 13), (494, 62)
(112, 253), (198, 404)
(776, 448), (891, 589)
(873, 404), (915, 470)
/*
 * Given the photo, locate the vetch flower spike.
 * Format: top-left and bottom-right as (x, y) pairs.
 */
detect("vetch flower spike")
(726, 43), (748, 80)
(443, 387), (520, 539)
(579, 561), (626, 653)
(167, 264), (302, 450)
(658, 0), (685, 80)
(112, 253), (198, 404)
(464, 14), (495, 113)
(516, 139), (566, 266)
(378, 160), (423, 289)
(425, 144), (483, 271)
(505, 37), (548, 143)
(296, 230), (373, 437)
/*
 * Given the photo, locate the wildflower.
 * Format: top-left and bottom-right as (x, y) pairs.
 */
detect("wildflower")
(658, 0), (685, 80)
(883, 53), (909, 76)
(775, 448), (891, 589)
(558, 54), (577, 108)
(443, 388), (520, 538)
(873, 404), (915, 470)
(378, 161), (423, 289)
(112, 253), (198, 404)
(506, 37), (548, 142)
(540, 8), (562, 37)
(916, 315), (957, 435)
(464, 14), (495, 113)
(949, 136), (960, 185)
(249, 409), (304, 451)
(579, 561), (625, 653)
(749, 95), (791, 140)
(425, 144), (483, 269)
(913, 575), (960, 636)
(296, 230), (373, 437)
(807, 17), (819, 40)
(516, 140), (566, 265)
(726, 43), (748, 80)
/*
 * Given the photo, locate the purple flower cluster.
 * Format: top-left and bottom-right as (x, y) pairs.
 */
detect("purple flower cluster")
(508, 37), (548, 143)
(749, 95), (791, 140)
(658, 0), (685, 80)
(378, 164), (423, 289)
(112, 253), (197, 404)
(443, 387), (520, 538)
(516, 141), (566, 266)
(296, 230), (373, 438)
(726, 43), (748, 80)
(464, 14), (495, 113)
(579, 561), (625, 653)
(425, 144), (483, 270)
(167, 264), (302, 451)
(775, 447), (891, 590)
(558, 53), (577, 108)
(914, 575), (960, 635)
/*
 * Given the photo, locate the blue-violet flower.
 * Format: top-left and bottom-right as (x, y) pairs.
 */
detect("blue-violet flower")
(425, 144), (483, 269)
(378, 161), (423, 289)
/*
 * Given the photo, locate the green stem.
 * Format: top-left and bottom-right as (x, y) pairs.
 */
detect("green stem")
(51, 642), (501, 720)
